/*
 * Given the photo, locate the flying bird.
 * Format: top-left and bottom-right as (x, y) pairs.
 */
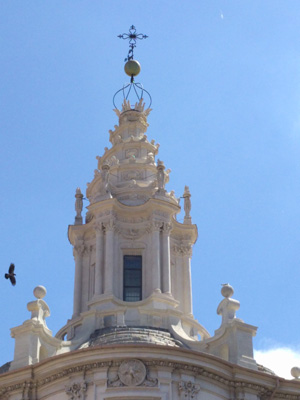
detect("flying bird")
(5, 263), (16, 286)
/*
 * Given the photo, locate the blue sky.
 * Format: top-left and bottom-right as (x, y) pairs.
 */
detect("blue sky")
(1, 1), (300, 378)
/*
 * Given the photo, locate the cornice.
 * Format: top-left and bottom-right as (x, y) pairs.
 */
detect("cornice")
(1, 349), (299, 398)
(171, 219), (198, 244)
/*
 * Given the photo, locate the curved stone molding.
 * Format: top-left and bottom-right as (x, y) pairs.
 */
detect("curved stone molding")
(1, 357), (299, 399)
(178, 381), (200, 399)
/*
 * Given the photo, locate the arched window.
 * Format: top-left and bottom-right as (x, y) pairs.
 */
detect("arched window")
(123, 255), (142, 302)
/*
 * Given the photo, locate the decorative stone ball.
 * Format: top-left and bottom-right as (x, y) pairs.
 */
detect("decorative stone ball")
(221, 284), (234, 298)
(124, 60), (141, 77)
(291, 366), (300, 379)
(33, 285), (47, 299)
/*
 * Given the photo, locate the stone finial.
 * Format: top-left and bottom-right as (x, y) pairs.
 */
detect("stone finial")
(75, 187), (83, 225)
(221, 283), (234, 298)
(217, 284), (240, 325)
(183, 186), (192, 224)
(291, 367), (300, 379)
(27, 285), (50, 324)
(33, 285), (47, 299)
(96, 155), (102, 169)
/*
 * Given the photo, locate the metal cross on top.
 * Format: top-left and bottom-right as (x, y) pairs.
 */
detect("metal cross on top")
(118, 25), (148, 62)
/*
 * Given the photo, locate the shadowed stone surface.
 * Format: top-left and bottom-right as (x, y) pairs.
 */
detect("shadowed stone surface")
(0, 362), (11, 375)
(79, 326), (185, 349)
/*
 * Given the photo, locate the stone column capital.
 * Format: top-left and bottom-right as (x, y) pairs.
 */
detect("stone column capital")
(73, 239), (86, 258)
(162, 222), (172, 234)
(94, 222), (104, 235)
(103, 220), (115, 233)
(151, 221), (163, 232)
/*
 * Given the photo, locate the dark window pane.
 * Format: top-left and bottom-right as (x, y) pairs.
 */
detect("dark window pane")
(124, 287), (141, 302)
(124, 269), (142, 286)
(124, 255), (142, 269)
(123, 255), (142, 302)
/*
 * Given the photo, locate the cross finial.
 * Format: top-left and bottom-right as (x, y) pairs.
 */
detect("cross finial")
(118, 25), (148, 62)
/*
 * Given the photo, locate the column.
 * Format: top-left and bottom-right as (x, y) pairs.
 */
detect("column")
(151, 221), (161, 293)
(94, 224), (104, 296)
(104, 220), (114, 295)
(182, 245), (193, 315)
(162, 222), (172, 294)
(73, 239), (85, 317)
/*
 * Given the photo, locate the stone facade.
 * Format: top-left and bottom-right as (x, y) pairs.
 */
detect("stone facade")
(1, 96), (300, 398)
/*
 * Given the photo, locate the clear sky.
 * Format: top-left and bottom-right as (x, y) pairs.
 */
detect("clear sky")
(1, 1), (300, 379)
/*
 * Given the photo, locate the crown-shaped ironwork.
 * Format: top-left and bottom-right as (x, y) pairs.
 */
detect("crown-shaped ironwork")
(113, 81), (152, 110)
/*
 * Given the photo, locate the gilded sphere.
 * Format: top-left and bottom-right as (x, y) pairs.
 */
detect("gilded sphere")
(124, 60), (141, 77)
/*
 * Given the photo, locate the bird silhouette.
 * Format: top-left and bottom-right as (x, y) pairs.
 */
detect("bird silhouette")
(5, 263), (16, 286)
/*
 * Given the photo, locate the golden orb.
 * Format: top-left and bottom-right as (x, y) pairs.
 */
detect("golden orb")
(124, 60), (141, 77)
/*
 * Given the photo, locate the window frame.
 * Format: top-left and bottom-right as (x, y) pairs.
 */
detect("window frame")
(123, 255), (142, 302)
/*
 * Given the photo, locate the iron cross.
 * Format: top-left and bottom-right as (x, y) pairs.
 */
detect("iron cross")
(118, 25), (148, 62)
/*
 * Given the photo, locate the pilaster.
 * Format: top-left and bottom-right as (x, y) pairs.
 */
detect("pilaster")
(161, 222), (172, 294)
(151, 221), (162, 293)
(103, 220), (115, 295)
(73, 239), (86, 317)
(94, 223), (104, 296)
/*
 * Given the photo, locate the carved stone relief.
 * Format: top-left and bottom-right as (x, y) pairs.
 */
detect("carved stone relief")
(172, 245), (192, 257)
(125, 148), (138, 158)
(96, 210), (114, 218)
(116, 222), (151, 239)
(107, 155), (119, 166)
(172, 235), (191, 242)
(122, 170), (143, 181)
(178, 381), (200, 400)
(152, 221), (163, 232)
(119, 359), (146, 386)
(153, 210), (169, 218)
(117, 216), (146, 223)
(108, 359), (158, 388)
(73, 240), (86, 258)
(103, 220), (115, 232)
(65, 381), (87, 400)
